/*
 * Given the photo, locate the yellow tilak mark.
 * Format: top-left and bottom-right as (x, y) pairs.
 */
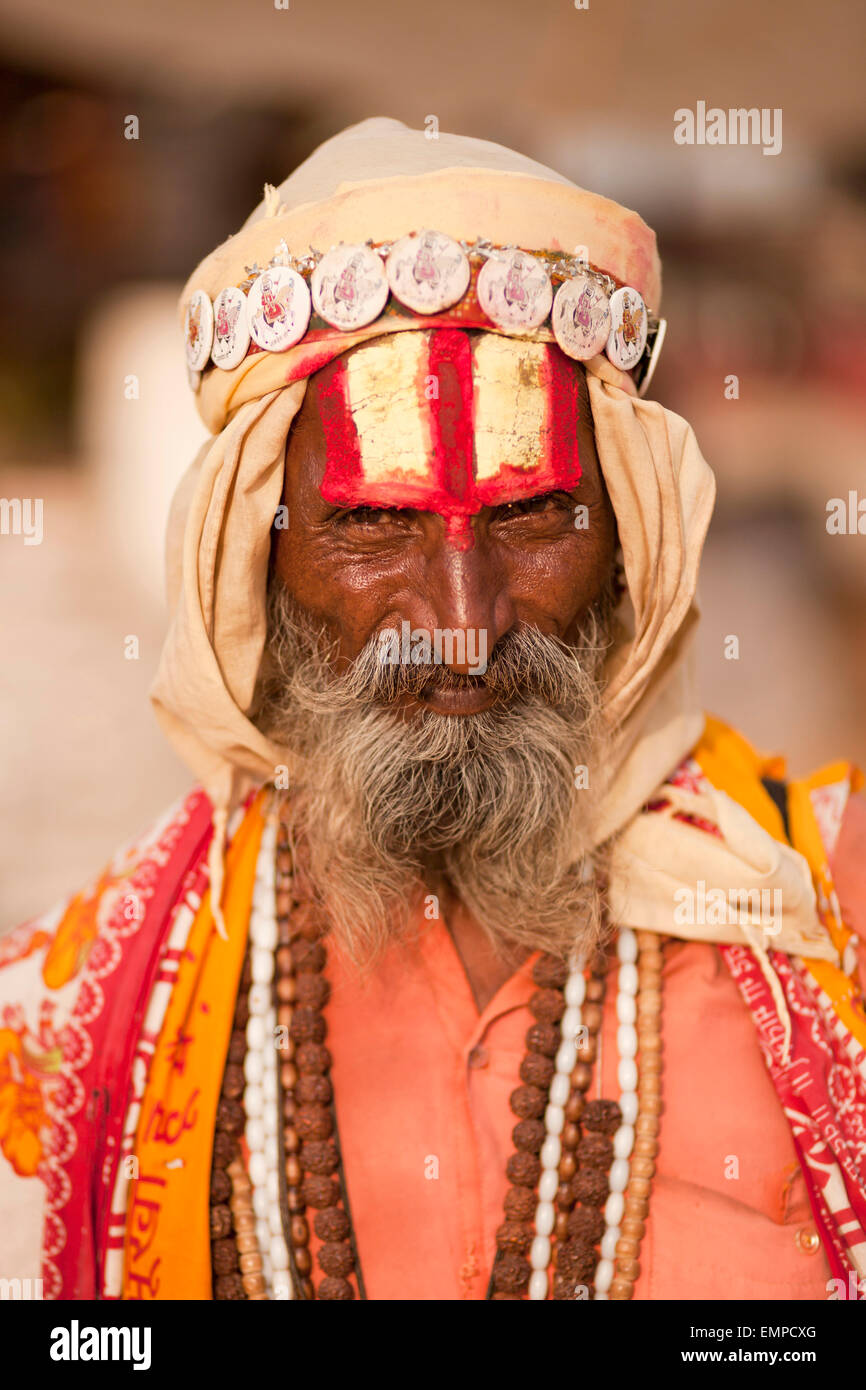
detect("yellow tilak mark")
(472, 335), (547, 483)
(344, 334), (432, 485)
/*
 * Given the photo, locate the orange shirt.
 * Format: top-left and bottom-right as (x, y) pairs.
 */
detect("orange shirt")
(325, 918), (830, 1300)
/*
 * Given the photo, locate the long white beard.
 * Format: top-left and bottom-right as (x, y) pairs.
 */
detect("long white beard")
(255, 585), (617, 969)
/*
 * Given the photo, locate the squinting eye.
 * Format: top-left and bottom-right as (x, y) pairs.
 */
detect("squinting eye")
(335, 506), (397, 527)
(494, 491), (573, 520)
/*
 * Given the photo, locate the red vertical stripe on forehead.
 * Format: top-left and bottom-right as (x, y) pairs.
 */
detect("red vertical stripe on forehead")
(315, 356), (364, 504)
(425, 329), (477, 516)
(543, 345), (582, 490)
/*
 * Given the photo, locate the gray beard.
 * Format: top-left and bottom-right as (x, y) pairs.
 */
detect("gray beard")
(254, 581), (618, 969)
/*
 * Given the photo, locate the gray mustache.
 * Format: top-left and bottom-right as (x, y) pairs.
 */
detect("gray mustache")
(346, 624), (610, 706)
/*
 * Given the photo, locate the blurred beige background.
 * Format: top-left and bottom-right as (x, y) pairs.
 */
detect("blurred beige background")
(1, 0), (865, 928)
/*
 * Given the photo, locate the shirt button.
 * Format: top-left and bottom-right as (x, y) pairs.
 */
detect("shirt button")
(795, 1225), (820, 1255)
(468, 1045), (489, 1069)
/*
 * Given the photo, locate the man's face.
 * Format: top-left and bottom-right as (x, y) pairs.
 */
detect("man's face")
(261, 335), (619, 965)
(272, 348), (616, 714)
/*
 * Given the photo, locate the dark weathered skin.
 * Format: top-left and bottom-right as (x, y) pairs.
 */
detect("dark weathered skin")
(272, 365), (616, 1010)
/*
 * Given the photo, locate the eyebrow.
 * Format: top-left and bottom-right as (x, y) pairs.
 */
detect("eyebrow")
(331, 487), (579, 515)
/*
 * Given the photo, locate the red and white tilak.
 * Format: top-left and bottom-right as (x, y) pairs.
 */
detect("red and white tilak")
(314, 328), (582, 548)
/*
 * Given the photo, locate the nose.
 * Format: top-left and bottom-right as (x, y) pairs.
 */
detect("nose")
(411, 525), (516, 674)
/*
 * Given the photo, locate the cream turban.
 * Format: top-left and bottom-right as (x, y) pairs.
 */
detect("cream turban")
(151, 117), (830, 966)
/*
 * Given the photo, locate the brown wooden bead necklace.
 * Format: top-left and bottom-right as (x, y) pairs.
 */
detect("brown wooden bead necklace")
(209, 812), (664, 1300)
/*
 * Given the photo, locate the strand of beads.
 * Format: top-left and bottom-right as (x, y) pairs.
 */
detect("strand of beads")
(243, 812), (293, 1299)
(494, 952), (572, 1299)
(552, 948), (615, 1301)
(273, 819), (314, 1299)
(553, 955), (613, 1299)
(609, 930), (663, 1300)
(225, 809), (665, 1303)
(562, 1095), (621, 1299)
(210, 946), (256, 1298)
(527, 954), (583, 1301)
(524, 953), (610, 1300)
(274, 814), (360, 1301)
(227, 1156), (268, 1299)
(495, 951), (610, 1300)
(592, 927), (639, 1299)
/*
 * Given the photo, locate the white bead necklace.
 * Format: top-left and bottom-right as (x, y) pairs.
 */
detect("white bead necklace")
(593, 927), (638, 1299)
(243, 812), (293, 1300)
(244, 823), (641, 1301)
(527, 926), (639, 1300)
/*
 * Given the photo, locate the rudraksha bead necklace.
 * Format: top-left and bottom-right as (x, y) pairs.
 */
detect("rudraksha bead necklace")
(209, 944), (270, 1299)
(210, 806), (663, 1299)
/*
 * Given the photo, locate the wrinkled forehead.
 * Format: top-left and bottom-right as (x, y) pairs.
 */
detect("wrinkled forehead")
(314, 329), (582, 544)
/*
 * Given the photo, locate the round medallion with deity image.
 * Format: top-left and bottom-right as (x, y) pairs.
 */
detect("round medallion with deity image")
(552, 273), (612, 360)
(184, 289), (215, 370)
(247, 267), (311, 352)
(477, 248), (553, 332)
(311, 244), (390, 330)
(605, 287), (648, 371)
(211, 287), (251, 370)
(386, 229), (471, 315)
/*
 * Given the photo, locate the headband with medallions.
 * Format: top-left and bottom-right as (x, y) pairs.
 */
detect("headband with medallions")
(183, 229), (667, 399)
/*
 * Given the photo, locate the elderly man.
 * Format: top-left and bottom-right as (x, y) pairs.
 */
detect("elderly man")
(1, 118), (865, 1304)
